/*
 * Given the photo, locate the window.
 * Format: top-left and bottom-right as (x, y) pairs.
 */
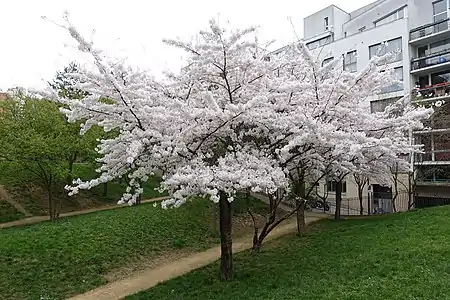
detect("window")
(306, 36), (332, 50)
(324, 17), (329, 30)
(374, 7), (405, 27)
(431, 70), (450, 85)
(344, 50), (357, 73)
(327, 181), (347, 193)
(379, 67), (404, 94)
(370, 97), (398, 113)
(322, 57), (334, 66)
(434, 0), (448, 32)
(369, 37), (403, 62)
(430, 38), (450, 55)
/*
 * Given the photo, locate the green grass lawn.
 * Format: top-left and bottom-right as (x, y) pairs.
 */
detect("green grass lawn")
(129, 206), (450, 300)
(0, 194), (266, 300)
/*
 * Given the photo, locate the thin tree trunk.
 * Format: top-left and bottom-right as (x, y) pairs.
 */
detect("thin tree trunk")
(219, 191), (233, 280)
(212, 202), (218, 233)
(358, 187), (364, 215)
(47, 182), (56, 221)
(335, 181), (342, 220)
(103, 182), (108, 197)
(295, 180), (306, 236)
(297, 200), (306, 236)
(66, 152), (77, 187)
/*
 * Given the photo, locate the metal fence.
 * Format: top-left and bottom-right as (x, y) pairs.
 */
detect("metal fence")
(309, 192), (412, 216)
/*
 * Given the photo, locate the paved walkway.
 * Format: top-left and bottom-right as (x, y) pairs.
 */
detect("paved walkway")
(69, 213), (326, 300)
(0, 196), (169, 229)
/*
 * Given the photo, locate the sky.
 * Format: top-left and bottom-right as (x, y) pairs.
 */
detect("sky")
(0, 0), (376, 90)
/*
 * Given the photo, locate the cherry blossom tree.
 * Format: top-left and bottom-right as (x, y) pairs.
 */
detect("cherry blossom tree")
(43, 15), (433, 278)
(44, 16), (291, 280)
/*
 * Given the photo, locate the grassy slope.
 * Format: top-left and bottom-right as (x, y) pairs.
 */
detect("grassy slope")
(129, 206), (450, 300)
(0, 200), (215, 300)
(0, 162), (165, 219)
(0, 194), (266, 300)
(0, 200), (24, 223)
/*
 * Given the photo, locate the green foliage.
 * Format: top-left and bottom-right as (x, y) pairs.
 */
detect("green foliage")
(129, 206), (450, 300)
(0, 98), (101, 218)
(0, 200), (217, 300)
(49, 62), (89, 100)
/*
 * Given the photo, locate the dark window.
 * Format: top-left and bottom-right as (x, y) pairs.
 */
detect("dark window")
(419, 75), (429, 88)
(431, 70), (450, 85)
(327, 181), (347, 193)
(324, 17), (329, 30)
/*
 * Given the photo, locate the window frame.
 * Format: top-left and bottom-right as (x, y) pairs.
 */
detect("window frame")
(369, 37), (403, 62)
(327, 180), (347, 193)
(344, 50), (357, 73)
(433, 0), (447, 21)
(374, 7), (405, 27)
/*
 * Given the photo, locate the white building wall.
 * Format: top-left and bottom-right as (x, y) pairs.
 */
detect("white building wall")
(408, 0), (445, 30)
(343, 0), (408, 37)
(308, 18), (411, 95)
(303, 6), (350, 41)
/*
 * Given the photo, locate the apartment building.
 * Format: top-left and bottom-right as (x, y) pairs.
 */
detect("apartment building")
(279, 0), (450, 212)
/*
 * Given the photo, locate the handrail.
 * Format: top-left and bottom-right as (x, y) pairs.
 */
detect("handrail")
(410, 18), (450, 33)
(411, 49), (450, 70)
(410, 18), (450, 40)
(412, 48), (450, 62)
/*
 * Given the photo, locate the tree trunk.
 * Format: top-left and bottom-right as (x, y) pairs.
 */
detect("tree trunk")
(66, 152), (77, 187)
(103, 182), (108, 197)
(358, 187), (364, 215)
(136, 194), (141, 205)
(335, 181), (343, 220)
(295, 179), (306, 236)
(219, 191), (233, 280)
(47, 182), (57, 221)
(212, 202), (218, 233)
(297, 200), (306, 236)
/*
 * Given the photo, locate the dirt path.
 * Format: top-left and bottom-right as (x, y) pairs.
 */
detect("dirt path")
(0, 196), (169, 229)
(69, 212), (326, 300)
(0, 185), (33, 217)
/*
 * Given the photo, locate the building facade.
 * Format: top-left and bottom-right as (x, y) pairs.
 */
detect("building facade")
(287, 0), (450, 212)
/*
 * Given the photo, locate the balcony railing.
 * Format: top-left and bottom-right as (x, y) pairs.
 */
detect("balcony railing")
(412, 82), (450, 102)
(410, 18), (450, 41)
(411, 48), (450, 70)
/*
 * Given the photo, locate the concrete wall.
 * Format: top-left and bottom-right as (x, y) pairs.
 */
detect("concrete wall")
(344, 0), (408, 37)
(304, 6), (350, 41)
(310, 18), (411, 94)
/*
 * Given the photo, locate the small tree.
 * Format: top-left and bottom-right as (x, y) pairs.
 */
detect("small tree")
(353, 173), (369, 215)
(0, 98), (96, 220)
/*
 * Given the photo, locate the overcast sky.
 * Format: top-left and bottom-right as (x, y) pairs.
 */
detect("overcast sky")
(0, 0), (375, 90)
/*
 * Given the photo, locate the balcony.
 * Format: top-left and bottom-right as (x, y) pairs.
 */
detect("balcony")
(410, 18), (450, 46)
(411, 82), (450, 103)
(411, 49), (450, 75)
